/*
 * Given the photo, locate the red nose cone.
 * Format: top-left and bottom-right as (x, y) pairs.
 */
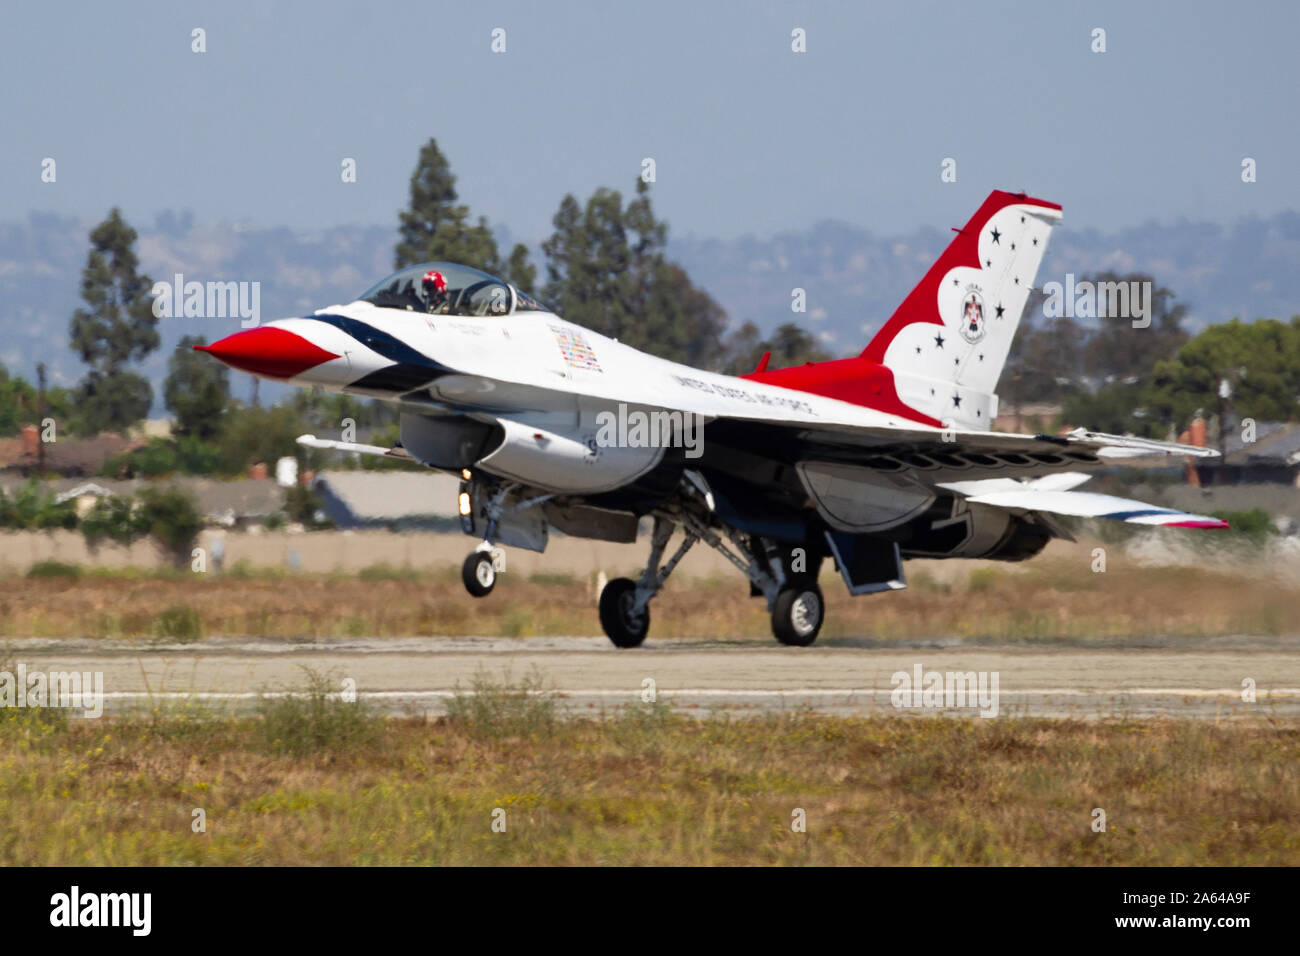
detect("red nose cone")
(195, 327), (339, 379)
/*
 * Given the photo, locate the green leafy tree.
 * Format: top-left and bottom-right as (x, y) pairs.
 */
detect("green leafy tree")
(394, 138), (503, 273)
(542, 180), (727, 366)
(1082, 272), (1189, 384)
(0, 366), (38, 434)
(1002, 315), (1087, 408)
(0, 481), (77, 530)
(1062, 382), (1161, 437)
(506, 242), (537, 293)
(68, 209), (158, 434)
(718, 321), (764, 374)
(136, 486), (205, 564)
(80, 494), (140, 545)
(0, 366), (75, 437)
(214, 403), (308, 475)
(720, 321), (831, 375)
(290, 387), (393, 431)
(1002, 274), (1191, 435)
(80, 488), (204, 564)
(1148, 316), (1300, 430)
(164, 335), (230, 440)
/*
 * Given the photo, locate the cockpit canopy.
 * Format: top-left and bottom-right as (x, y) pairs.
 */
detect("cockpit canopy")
(357, 262), (547, 317)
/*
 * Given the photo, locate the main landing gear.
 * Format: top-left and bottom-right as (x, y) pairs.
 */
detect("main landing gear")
(596, 493), (825, 649)
(598, 516), (698, 648)
(770, 583), (824, 647)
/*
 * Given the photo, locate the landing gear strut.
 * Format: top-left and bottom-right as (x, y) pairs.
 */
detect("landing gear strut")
(597, 480), (828, 647)
(597, 515), (698, 648)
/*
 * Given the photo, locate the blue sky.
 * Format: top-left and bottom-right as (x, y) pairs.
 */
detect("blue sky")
(2, 0), (1297, 240)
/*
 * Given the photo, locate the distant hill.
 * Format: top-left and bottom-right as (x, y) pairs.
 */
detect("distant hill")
(666, 211), (1300, 355)
(2, 209), (1297, 407)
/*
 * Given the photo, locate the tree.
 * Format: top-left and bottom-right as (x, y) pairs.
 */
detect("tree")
(1081, 272), (1188, 385)
(1062, 383), (1160, 437)
(1002, 315), (1087, 408)
(81, 488), (204, 565)
(541, 180), (728, 366)
(394, 138), (503, 273)
(136, 486), (205, 564)
(720, 322), (831, 375)
(0, 365), (38, 435)
(505, 242), (537, 293)
(213, 403), (308, 476)
(69, 208), (158, 434)
(718, 321), (764, 374)
(164, 336), (230, 440)
(1148, 316), (1300, 431)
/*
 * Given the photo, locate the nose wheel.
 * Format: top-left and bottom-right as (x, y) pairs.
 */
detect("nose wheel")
(771, 584), (823, 646)
(462, 551), (497, 597)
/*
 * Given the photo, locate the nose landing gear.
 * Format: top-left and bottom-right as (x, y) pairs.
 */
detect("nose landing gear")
(462, 549), (498, 597)
(458, 480), (552, 599)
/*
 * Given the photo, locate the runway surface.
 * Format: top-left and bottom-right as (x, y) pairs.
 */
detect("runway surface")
(8, 634), (1300, 719)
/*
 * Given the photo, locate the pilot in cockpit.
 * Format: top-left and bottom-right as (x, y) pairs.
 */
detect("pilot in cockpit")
(422, 270), (450, 314)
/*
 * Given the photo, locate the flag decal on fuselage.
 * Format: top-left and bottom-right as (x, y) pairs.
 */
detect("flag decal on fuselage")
(549, 324), (603, 372)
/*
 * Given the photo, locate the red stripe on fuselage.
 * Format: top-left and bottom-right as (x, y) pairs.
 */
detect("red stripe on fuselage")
(741, 356), (943, 427)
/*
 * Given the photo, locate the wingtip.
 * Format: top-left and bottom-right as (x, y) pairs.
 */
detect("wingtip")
(1167, 518), (1231, 530)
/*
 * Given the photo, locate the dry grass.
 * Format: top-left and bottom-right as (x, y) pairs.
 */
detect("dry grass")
(0, 556), (1296, 641)
(0, 694), (1295, 865)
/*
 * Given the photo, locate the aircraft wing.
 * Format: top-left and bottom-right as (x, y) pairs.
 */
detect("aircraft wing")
(700, 410), (1219, 478)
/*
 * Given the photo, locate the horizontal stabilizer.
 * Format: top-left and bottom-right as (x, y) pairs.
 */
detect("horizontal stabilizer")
(953, 486), (1229, 529)
(938, 471), (1093, 496)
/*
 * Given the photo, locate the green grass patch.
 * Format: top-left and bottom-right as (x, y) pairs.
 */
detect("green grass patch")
(255, 667), (384, 756)
(151, 604), (203, 643)
(25, 560), (82, 580)
(445, 668), (558, 740)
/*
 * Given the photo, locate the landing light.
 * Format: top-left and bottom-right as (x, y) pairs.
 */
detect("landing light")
(458, 492), (472, 517)
(461, 469), (472, 480)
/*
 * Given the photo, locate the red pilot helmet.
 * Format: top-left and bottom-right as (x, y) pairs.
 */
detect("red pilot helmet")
(422, 270), (447, 297)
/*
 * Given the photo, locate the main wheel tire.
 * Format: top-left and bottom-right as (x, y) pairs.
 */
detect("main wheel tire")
(599, 577), (650, 648)
(771, 584), (824, 646)
(462, 551), (496, 597)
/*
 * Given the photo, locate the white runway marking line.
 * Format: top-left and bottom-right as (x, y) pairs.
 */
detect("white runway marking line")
(97, 688), (1300, 700)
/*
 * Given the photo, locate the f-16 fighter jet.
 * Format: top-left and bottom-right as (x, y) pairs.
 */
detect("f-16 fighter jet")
(198, 191), (1224, 647)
